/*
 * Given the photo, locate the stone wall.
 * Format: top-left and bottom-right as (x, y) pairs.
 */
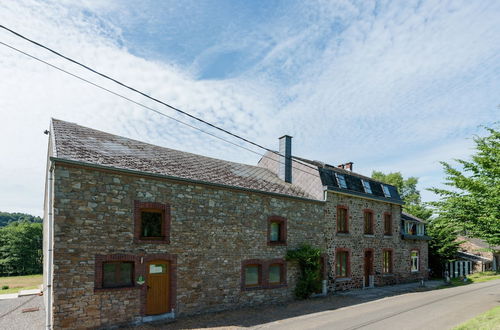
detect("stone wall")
(51, 163), (325, 329)
(324, 191), (428, 291)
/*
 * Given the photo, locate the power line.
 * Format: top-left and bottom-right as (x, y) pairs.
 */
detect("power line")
(0, 24), (321, 175)
(0, 25), (278, 155)
(0, 40), (321, 181)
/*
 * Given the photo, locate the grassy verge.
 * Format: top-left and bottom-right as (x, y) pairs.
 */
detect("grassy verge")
(438, 271), (500, 289)
(453, 305), (500, 330)
(0, 274), (42, 294)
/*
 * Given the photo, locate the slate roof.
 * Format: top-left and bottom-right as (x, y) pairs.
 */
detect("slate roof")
(401, 212), (426, 223)
(293, 157), (403, 204)
(50, 119), (318, 200)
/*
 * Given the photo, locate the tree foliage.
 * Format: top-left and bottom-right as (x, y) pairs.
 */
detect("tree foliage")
(0, 211), (42, 227)
(426, 217), (462, 276)
(371, 171), (432, 220)
(0, 221), (43, 276)
(286, 244), (322, 299)
(429, 126), (500, 246)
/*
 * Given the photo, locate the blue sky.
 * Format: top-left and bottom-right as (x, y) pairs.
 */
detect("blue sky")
(0, 0), (499, 215)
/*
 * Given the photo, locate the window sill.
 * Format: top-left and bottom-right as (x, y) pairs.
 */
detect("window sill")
(267, 283), (288, 289)
(336, 232), (350, 237)
(335, 277), (351, 282)
(382, 273), (394, 277)
(134, 238), (170, 244)
(94, 285), (140, 292)
(241, 285), (264, 291)
(411, 270), (420, 273)
(383, 235), (393, 238)
(268, 241), (287, 246)
(363, 234), (375, 238)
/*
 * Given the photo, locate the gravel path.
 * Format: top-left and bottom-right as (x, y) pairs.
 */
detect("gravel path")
(0, 295), (45, 330)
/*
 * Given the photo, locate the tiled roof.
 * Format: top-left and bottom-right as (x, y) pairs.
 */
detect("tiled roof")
(50, 119), (318, 200)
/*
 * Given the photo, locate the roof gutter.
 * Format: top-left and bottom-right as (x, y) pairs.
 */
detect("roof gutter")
(324, 187), (404, 205)
(49, 157), (324, 204)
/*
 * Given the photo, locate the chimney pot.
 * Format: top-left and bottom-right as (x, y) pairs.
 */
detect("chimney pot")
(345, 162), (353, 171)
(279, 135), (292, 183)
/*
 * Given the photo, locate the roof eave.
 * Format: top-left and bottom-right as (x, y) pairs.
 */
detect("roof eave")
(324, 186), (404, 205)
(50, 157), (325, 204)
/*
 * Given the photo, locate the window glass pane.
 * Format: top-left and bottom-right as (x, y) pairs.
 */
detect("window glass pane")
(269, 265), (281, 284)
(336, 252), (348, 277)
(362, 180), (372, 194)
(141, 211), (162, 237)
(119, 262), (133, 286)
(384, 215), (392, 234)
(336, 174), (347, 188)
(103, 263), (117, 287)
(364, 212), (372, 234)
(245, 265), (259, 286)
(338, 208), (347, 232)
(149, 263), (166, 274)
(270, 222), (280, 242)
(382, 184), (391, 197)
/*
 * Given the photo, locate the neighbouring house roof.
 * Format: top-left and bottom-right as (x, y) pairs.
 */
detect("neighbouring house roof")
(50, 119), (319, 201)
(401, 212), (426, 223)
(457, 251), (492, 263)
(257, 152), (403, 204)
(458, 236), (500, 251)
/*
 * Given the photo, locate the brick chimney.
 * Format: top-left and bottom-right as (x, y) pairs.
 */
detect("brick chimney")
(278, 135), (292, 183)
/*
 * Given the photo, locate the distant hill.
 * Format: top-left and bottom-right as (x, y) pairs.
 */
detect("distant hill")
(0, 211), (42, 227)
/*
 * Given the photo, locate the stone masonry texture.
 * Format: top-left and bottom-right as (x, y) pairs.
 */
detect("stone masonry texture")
(49, 163), (428, 329)
(51, 164), (325, 329)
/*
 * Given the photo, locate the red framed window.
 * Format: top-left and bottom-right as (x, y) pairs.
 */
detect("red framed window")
(384, 213), (392, 236)
(363, 210), (374, 235)
(383, 249), (393, 273)
(335, 249), (350, 278)
(134, 201), (171, 243)
(337, 206), (349, 233)
(102, 261), (134, 288)
(267, 216), (287, 245)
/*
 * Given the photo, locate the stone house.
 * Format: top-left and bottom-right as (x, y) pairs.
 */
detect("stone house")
(43, 119), (429, 329)
(456, 236), (500, 272)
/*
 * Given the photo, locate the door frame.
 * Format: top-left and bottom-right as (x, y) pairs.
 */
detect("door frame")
(363, 248), (374, 288)
(140, 253), (177, 316)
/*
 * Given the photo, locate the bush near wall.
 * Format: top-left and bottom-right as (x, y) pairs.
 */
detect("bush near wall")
(0, 222), (43, 276)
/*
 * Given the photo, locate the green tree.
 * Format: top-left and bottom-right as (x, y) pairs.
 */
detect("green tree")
(371, 171), (432, 220)
(429, 126), (500, 246)
(426, 217), (462, 276)
(0, 211), (42, 227)
(0, 222), (43, 276)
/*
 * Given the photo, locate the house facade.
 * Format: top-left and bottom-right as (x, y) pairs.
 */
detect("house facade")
(43, 119), (429, 329)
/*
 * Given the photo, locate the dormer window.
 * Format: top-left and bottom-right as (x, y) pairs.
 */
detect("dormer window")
(336, 173), (347, 188)
(361, 180), (372, 194)
(382, 184), (391, 197)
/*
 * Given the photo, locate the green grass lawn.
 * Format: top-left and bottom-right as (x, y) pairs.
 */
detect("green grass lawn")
(439, 271), (500, 289)
(0, 274), (42, 294)
(454, 305), (500, 330)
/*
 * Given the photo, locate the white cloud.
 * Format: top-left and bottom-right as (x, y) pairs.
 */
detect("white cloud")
(0, 0), (498, 215)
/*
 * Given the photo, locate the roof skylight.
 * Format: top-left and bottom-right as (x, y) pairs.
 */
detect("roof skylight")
(336, 173), (347, 189)
(382, 184), (391, 197)
(362, 180), (372, 194)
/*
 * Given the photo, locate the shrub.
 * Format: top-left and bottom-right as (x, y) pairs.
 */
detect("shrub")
(1, 285), (9, 290)
(286, 244), (322, 299)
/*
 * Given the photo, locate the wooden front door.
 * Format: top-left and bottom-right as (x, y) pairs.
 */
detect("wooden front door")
(364, 250), (373, 287)
(146, 260), (170, 315)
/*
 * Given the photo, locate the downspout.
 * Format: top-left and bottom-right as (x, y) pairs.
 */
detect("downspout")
(46, 162), (54, 330)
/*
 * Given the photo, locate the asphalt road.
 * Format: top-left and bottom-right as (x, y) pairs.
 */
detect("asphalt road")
(258, 279), (500, 330)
